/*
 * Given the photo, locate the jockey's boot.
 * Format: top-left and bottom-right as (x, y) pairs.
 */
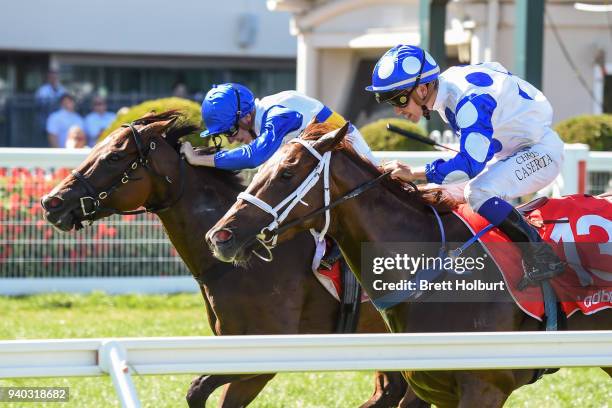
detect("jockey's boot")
(319, 239), (342, 270)
(497, 208), (565, 290)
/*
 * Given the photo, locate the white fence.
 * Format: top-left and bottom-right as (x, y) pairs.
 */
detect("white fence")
(0, 145), (610, 295)
(1, 331), (611, 408)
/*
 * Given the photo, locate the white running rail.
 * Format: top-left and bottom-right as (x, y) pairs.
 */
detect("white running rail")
(0, 331), (611, 408)
(0, 145), (610, 295)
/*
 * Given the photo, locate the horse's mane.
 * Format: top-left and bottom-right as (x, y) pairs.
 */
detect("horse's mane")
(133, 110), (200, 149)
(301, 122), (459, 212)
(133, 110), (245, 189)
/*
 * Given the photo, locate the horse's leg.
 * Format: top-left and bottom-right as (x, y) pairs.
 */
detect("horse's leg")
(602, 367), (612, 378)
(217, 374), (275, 408)
(186, 374), (260, 408)
(355, 302), (421, 407)
(360, 371), (409, 408)
(456, 372), (511, 408)
(398, 385), (431, 408)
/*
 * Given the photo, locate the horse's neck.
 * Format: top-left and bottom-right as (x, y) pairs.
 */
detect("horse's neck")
(329, 164), (439, 277)
(155, 164), (243, 278)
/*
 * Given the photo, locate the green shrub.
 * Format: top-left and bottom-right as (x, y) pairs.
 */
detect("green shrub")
(554, 114), (612, 151)
(359, 118), (433, 151)
(100, 97), (206, 146)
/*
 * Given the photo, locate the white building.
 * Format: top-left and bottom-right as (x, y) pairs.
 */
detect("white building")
(269, 0), (611, 126)
(0, 0), (297, 97)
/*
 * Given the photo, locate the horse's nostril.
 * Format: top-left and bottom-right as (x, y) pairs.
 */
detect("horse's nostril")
(42, 195), (64, 210)
(213, 228), (233, 244)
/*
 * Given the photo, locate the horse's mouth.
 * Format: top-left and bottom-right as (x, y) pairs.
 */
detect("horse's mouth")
(211, 244), (250, 264)
(43, 207), (87, 232)
(210, 237), (257, 265)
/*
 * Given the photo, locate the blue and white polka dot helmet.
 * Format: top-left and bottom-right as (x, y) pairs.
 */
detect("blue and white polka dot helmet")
(365, 45), (440, 93)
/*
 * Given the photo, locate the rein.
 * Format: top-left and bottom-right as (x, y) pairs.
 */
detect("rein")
(70, 122), (186, 223)
(237, 138), (393, 262)
(274, 170), (392, 237)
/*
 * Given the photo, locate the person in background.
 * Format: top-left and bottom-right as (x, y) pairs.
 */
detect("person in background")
(35, 70), (67, 142)
(46, 93), (84, 148)
(84, 96), (116, 146)
(172, 81), (189, 98)
(35, 70), (66, 104)
(65, 126), (87, 149)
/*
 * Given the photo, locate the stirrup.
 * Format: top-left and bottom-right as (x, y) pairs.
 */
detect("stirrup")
(319, 241), (342, 270)
(517, 258), (566, 291)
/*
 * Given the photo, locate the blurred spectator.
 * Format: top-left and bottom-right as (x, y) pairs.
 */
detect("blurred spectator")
(65, 126), (87, 149)
(172, 80), (189, 98)
(35, 70), (67, 140)
(84, 96), (116, 146)
(35, 70), (66, 104)
(46, 94), (84, 147)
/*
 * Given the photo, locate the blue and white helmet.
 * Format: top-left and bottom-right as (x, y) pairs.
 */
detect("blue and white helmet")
(365, 45), (439, 94)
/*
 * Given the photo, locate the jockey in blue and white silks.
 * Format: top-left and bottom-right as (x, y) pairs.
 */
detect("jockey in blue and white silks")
(368, 45), (565, 286)
(180, 83), (376, 170)
(180, 83), (377, 276)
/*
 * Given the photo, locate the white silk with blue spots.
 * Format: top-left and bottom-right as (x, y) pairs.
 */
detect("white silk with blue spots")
(425, 62), (554, 185)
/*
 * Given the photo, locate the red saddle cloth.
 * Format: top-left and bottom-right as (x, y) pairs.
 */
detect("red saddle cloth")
(454, 194), (612, 320)
(315, 239), (369, 303)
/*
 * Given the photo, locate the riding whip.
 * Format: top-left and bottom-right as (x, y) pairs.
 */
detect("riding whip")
(386, 123), (459, 153)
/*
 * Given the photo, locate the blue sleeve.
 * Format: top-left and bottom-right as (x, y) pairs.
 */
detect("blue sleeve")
(84, 114), (93, 137)
(213, 106), (303, 170)
(46, 113), (59, 134)
(425, 93), (501, 184)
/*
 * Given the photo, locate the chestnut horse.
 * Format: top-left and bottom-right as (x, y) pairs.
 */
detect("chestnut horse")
(41, 112), (421, 408)
(207, 122), (612, 408)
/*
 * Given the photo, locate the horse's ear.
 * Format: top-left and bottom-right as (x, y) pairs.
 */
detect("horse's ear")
(312, 121), (349, 153)
(143, 116), (178, 135)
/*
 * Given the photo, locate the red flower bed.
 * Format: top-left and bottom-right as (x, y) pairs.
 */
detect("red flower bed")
(1, 167), (188, 278)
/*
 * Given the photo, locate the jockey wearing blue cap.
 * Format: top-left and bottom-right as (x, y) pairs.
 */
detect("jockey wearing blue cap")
(369, 44), (565, 287)
(180, 83), (376, 170)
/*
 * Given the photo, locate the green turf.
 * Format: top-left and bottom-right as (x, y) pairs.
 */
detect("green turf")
(0, 293), (610, 407)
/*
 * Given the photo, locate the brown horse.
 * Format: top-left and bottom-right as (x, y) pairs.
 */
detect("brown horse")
(41, 112), (422, 408)
(207, 122), (612, 408)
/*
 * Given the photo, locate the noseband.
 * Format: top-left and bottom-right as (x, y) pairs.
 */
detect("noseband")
(70, 122), (186, 222)
(237, 138), (391, 262)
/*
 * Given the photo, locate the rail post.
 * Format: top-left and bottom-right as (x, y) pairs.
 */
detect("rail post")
(99, 340), (141, 408)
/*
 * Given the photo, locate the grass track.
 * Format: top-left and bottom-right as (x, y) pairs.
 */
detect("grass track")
(0, 293), (609, 407)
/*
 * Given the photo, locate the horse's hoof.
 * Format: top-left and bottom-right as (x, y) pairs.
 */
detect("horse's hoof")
(186, 375), (212, 408)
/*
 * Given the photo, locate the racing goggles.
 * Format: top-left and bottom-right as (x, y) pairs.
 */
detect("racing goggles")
(375, 88), (414, 108)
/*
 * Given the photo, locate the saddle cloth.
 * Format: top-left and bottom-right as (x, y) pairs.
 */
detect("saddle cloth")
(454, 194), (612, 320)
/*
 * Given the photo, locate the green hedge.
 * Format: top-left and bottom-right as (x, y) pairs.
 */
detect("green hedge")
(359, 118), (433, 151)
(554, 114), (612, 151)
(100, 97), (205, 146)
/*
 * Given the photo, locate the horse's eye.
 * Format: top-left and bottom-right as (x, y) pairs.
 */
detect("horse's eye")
(281, 170), (294, 179)
(107, 153), (121, 162)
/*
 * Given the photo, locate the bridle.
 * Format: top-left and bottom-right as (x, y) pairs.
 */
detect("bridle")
(237, 137), (392, 262)
(69, 122), (186, 223)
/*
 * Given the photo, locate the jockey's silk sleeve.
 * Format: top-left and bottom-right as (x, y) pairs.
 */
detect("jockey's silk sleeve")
(425, 93), (502, 184)
(213, 106), (303, 170)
